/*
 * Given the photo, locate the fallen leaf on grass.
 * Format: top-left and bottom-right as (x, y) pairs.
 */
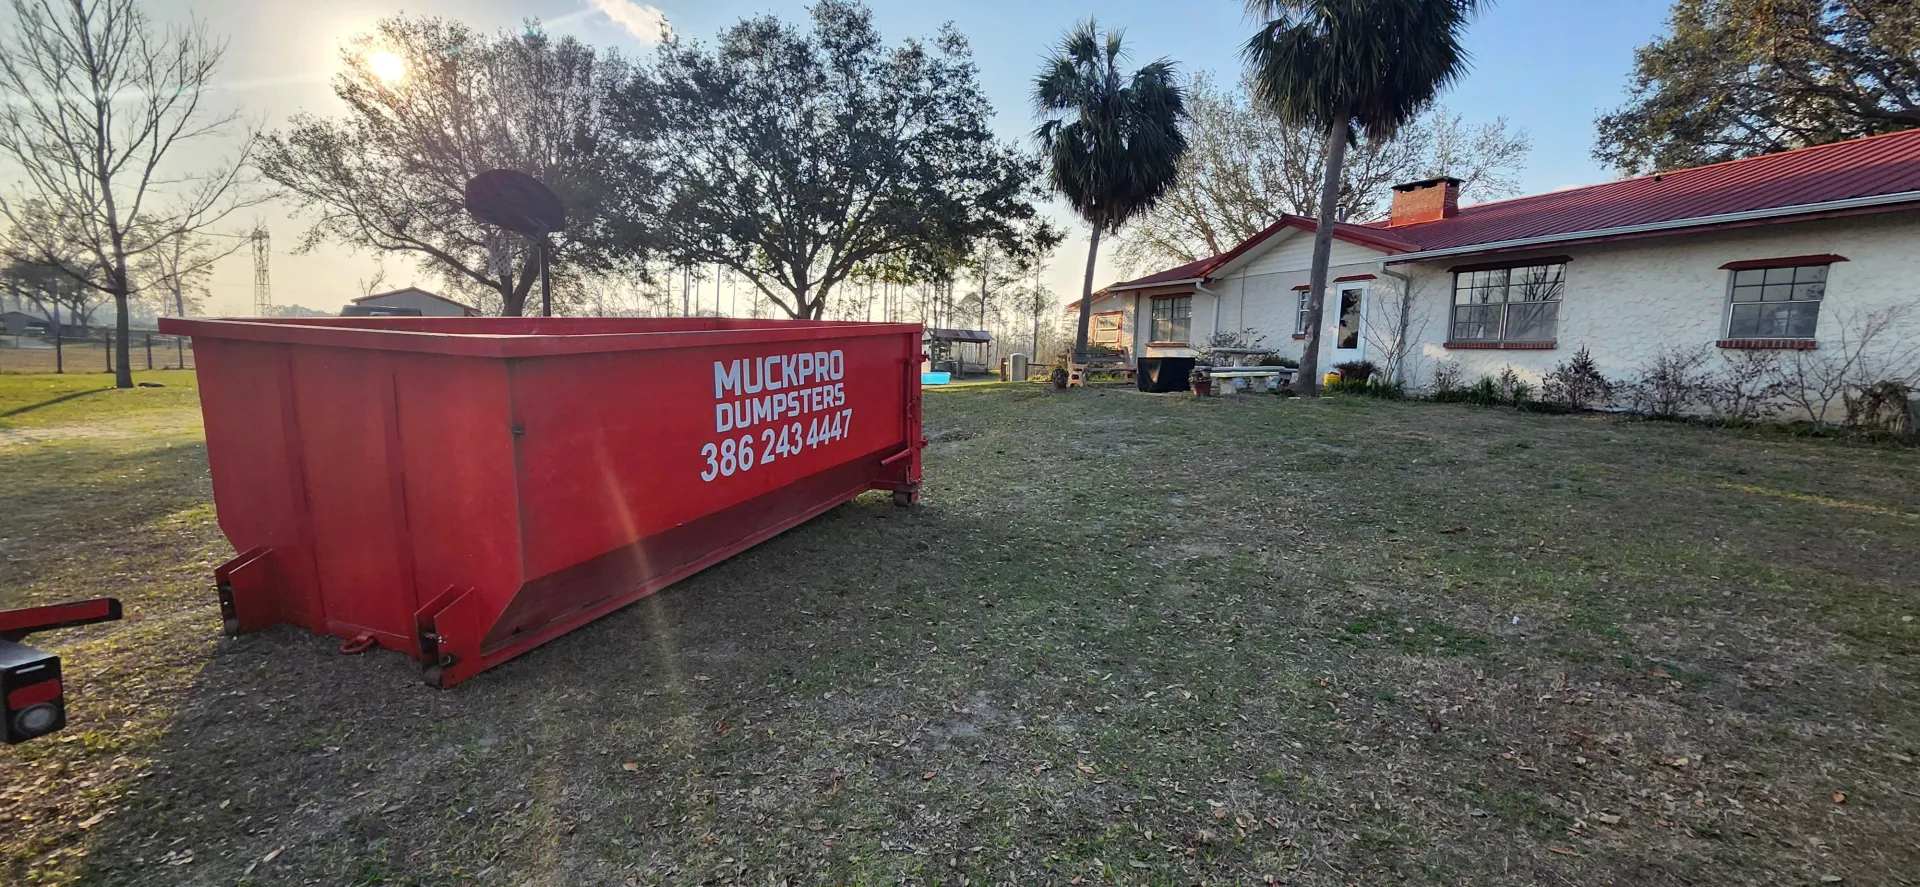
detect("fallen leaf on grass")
(621, 762), (639, 772)
(922, 771), (937, 781)
(77, 811), (107, 829)
(1440, 525), (1468, 534)
(262, 847), (284, 864)
(1076, 762), (1095, 774)
(1547, 846), (1579, 856)
(1593, 813), (1621, 825)
(1833, 792), (1846, 804)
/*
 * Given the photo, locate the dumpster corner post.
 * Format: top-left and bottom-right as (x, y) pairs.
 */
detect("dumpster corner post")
(212, 547), (279, 636)
(415, 586), (484, 688)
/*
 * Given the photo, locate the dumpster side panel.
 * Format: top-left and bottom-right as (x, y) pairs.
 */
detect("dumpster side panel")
(391, 353), (523, 637)
(287, 348), (419, 648)
(507, 333), (912, 581)
(168, 317), (926, 685)
(478, 332), (915, 650)
(194, 338), (325, 629)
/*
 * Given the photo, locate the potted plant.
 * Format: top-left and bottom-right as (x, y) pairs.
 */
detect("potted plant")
(1050, 365), (1070, 390)
(1189, 364), (1213, 396)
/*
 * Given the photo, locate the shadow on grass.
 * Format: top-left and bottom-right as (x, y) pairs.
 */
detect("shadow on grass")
(61, 495), (989, 886)
(0, 387), (110, 419)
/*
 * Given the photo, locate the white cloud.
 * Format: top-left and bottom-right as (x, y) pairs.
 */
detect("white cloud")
(586, 0), (674, 44)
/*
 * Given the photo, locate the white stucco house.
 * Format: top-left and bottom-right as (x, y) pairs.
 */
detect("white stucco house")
(346, 287), (479, 317)
(1072, 129), (1920, 401)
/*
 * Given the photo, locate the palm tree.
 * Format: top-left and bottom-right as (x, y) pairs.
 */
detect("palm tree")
(1244, 0), (1483, 396)
(1034, 21), (1188, 369)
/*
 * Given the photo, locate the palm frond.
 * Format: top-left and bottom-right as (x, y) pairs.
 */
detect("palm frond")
(1031, 21), (1189, 231)
(1243, 0), (1482, 140)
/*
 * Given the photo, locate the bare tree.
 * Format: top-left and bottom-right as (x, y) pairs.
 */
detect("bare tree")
(258, 16), (634, 316)
(357, 262), (389, 300)
(1361, 273), (1439, 386)
(1113, 73), (1530, 275)
(1771, 304), (1920, 425)
(136, 229), (225, 317)
(0, 0), (258, 388)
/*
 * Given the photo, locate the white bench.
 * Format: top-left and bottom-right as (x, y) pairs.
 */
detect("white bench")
(1206, 367), (1294, 394)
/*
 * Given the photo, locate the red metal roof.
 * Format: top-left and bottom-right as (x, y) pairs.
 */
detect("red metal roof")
(1104, 255), (1216, 290)
(1377, 128), (1920, 252)
(1081, 130), (1920, 304)
(1073, 216), (1414, 307)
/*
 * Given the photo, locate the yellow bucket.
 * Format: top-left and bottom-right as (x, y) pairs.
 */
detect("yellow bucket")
(1323, 372), (1341, 387)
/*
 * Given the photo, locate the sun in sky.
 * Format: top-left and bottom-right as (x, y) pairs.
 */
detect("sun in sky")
(366, 50), (406, 84)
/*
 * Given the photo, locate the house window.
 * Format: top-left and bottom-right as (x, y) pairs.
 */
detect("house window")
(1295, 290), (1310, 335)
(1726, 263), (1826, 339)
(1451, 262), (1564, 343)
(1150, 295), (1191, 343)
(1091, 312), (1122, 345)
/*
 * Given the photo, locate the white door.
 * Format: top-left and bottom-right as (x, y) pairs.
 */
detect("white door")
(1326, 283), (1367, 368)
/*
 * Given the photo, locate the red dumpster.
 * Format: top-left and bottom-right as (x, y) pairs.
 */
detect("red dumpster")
(157, 316), (924, 686)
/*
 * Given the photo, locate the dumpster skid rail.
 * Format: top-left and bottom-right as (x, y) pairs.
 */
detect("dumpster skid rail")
(159, 316), (926, 687)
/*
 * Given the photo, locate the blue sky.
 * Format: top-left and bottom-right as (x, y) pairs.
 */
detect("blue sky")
(144, 0), (1679, 312)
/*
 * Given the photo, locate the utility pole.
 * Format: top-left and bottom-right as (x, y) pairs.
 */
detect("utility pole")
(251, 225), (272, 316)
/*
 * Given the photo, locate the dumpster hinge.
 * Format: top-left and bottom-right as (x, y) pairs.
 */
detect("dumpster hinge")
(415, 586), (481, 689)
(212, 547), (278, 636)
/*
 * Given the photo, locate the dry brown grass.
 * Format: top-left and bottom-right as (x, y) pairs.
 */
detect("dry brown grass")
(3, 380), (1917, 886)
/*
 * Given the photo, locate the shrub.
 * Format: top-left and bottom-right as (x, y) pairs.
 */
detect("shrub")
(1326, 377), (1405, 399)
(1495, 366), (1521, 401)
(1542, 346), (1613, 411)
(1198, 328), (1266, 365)
(1510, 380), (1533, 409)
(1432, 375), (1502, 407)
(1622, 346), (1711, 419)
(1702, 350), (1789, 424)
(1333, 359), (1379, 382)
(1261, 354), (1299, 368)
(1431, 360), (1464, 394)
(1843, 380), (1914, 435)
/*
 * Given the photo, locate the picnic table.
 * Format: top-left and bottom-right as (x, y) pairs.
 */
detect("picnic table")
(1202, 348), (1295, 394)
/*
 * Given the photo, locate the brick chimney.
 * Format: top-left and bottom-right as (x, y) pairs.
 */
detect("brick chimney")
(1387, 176), (1463, 227)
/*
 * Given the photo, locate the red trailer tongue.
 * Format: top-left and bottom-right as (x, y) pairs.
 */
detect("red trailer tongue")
(161, 316), (925, 687)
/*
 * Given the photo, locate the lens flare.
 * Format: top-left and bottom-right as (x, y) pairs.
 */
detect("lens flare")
(366, 50), (405, 84)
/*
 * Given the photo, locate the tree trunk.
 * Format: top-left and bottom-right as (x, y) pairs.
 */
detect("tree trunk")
(500, 251), (542, 316)
(979, 256), (992, 364)
(112, 261), (133, 389)
(1071, 224), (1103, 368)
(1298, 109), (1353, 398)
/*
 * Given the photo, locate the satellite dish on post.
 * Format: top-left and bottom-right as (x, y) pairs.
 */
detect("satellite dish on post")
(464, 170), (568, 316)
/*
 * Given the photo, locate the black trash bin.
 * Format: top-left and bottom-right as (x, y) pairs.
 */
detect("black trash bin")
(1137, 357), (1196, 393)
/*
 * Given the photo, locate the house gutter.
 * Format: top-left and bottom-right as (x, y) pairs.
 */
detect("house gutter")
(1194, 279), (1226, 341)
(1382, 190), (1920, 264)
(1107, 277), (1206, 292)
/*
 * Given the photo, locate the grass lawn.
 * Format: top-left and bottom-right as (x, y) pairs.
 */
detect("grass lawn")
(3, 377), (1917, 886)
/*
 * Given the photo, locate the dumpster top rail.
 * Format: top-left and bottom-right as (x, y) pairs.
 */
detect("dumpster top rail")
(158, 316), (924, 359)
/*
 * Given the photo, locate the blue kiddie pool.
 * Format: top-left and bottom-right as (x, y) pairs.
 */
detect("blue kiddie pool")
(921, 371), (952, 385)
